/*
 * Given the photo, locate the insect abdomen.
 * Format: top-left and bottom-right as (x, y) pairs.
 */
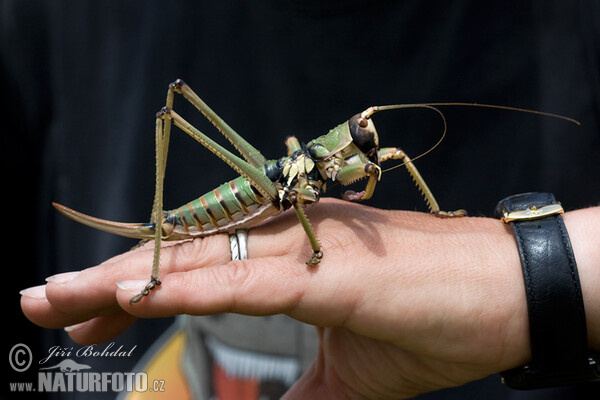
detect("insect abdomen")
(164, 176), (270, 235)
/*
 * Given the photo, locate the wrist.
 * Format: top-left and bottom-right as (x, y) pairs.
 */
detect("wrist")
(494, 193), (600, 389)
(387, 211), (531, 371)
(563, 207), (600, 350)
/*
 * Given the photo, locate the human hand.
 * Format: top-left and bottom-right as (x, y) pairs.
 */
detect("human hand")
(21, 199), (600, 399)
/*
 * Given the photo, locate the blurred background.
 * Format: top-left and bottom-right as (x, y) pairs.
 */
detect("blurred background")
(3, 1), (599, 399)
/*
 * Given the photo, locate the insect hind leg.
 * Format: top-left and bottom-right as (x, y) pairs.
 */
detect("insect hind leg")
(168, 79), (267, 168)
(129, 110), (171, 304)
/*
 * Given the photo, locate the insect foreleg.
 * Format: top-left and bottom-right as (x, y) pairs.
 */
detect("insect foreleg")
(378, 147), (466, 217)
(336, 162), (382, 201)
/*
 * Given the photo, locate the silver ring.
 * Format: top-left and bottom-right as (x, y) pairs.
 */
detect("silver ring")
(229, 229), (248, 260)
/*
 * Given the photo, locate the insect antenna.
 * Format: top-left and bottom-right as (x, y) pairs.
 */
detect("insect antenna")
(363, 102), (581, 174)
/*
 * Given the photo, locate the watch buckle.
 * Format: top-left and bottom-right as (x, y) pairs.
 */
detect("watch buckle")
(501, 203), (564, 223)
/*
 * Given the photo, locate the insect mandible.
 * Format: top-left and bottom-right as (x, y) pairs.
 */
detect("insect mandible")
(53, 79), (578, 304)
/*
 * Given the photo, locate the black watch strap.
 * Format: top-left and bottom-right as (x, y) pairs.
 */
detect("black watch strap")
(495, 192), (600, 389)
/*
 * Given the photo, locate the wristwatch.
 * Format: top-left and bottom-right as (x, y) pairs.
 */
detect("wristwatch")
(495, 192), (600, 389)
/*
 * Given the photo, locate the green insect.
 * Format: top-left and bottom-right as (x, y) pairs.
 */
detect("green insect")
(53, 79), (577, 304)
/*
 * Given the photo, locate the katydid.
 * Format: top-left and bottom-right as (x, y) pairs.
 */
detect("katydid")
(53, 79), (578, 303)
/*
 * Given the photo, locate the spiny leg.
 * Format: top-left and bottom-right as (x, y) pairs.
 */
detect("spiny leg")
(285, 136), (302, 156)
(289, 189), (322, 266)
(336, 162), (382, 201)
(379, 147), (466, 217)
(130, 114), (171, 304)
(158, 107), (278, 202)
(130, 87), (281, 303)
(168, 79), (267, 168)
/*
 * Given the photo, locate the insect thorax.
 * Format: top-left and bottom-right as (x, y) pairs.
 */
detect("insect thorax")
(265, 147), (325, 209)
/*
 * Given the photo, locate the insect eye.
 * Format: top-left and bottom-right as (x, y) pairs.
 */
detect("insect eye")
(349, 113), (379, 163)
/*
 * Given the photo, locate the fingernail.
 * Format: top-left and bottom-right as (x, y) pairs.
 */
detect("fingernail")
(64, 321), (88, 333)
(116, 280), (148, 293)
(19, 285), (47, 300)
(46, 271), (81, 284)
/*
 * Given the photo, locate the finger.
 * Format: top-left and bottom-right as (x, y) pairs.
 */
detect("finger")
(32, 234), (230, 318)
(114, 254), (359, 330)
(112, 202), (375, 321)
(64, 312), (138, 345)
(25, 199), (361, 327)
(114, 255), (311, 318)
(21, 233), (231, 329)
(107, 211), (310, 310)
(20, 285), (87, 329)
(20, 283), (136, 339)
(282, 360), (343, 400)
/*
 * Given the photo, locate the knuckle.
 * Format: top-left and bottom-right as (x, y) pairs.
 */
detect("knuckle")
(168, 235), (230, 272)
(212, 260), (253, 293)
(176, 238), (207, 264)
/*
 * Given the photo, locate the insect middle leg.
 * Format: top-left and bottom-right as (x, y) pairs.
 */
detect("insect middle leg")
(288, 188), (323, 266)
